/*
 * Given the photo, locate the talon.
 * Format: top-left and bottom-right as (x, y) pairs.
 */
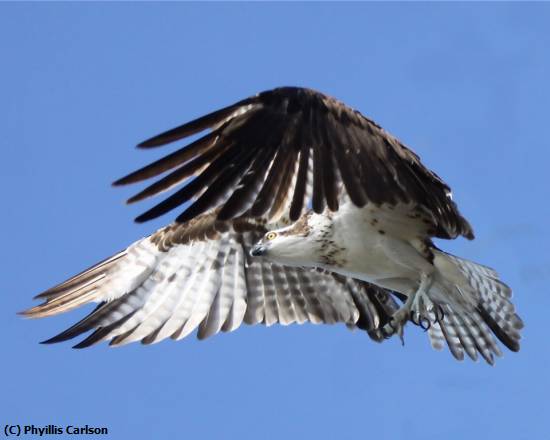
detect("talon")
(419, 317), (431, 331)
(438, 306), (445, 322)
(382, 315), (406, 345)
(409, 310), (420, 326)
(433, 305), (445, 323)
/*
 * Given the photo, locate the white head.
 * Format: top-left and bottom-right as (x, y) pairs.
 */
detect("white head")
(249, 214), (327, 268)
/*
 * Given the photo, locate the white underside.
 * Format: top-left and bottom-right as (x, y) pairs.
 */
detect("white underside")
(312, 201), (434, 298)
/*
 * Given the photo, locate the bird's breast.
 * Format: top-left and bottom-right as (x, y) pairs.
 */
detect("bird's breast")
(322, 203), (426, 291)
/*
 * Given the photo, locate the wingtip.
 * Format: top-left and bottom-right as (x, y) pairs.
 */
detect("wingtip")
(33, 289), (53, 300)
(40, 336), (59, 345)
(17, 305), (46, 318)
(112, 175), (133, 187)
(133, 213), (150, 224)
(136, 139), (160, 149)
(137, 131), (182, 148)
(464, 220), (475, 240)
(112, 174), (150, 188)
(133, 203), (176, 223)
(125, 189), (155, 206)
(125, 195), (140, 205)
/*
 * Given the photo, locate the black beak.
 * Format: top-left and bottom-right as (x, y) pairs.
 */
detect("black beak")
(250, 243), (267, 257)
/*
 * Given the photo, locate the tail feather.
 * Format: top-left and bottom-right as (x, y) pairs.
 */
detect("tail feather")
(437, 314), (465, 361)
(477, 306), (520, 352)
(442, 306), (478, 361)
(429, 250), (523, 363)
(444, 253), (523, 351)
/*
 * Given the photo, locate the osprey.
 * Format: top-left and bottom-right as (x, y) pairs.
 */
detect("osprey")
(21, 87), (523, 364)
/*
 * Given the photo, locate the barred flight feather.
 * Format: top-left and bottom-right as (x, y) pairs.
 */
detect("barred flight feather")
(22, 210), (397, 348)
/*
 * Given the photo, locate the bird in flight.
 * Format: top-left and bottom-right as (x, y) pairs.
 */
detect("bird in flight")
(21, 87), (523, 364)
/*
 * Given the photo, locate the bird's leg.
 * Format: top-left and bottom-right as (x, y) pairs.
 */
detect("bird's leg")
(383, 272), (434, 344)
(383, 294), (415, 345)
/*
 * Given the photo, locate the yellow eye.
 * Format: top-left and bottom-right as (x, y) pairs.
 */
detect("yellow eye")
(266, 232), (277, 241)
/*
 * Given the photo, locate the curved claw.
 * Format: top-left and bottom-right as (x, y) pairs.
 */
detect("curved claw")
(434, 305), (445, 323)
(419, 316), (431, 331)
(409, 310), (421, 326)
(383, 316), (406, 345)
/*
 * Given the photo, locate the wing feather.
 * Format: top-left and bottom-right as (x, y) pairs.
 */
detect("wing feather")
(289, 143), (310, 221)
(249, 147), (290, 218)
(117, 87), (472, 240)
(220, 247), (247, 333)
(115, 129), (223, 189)
(310, 109), (326, 214)
(136, 99), (257, 148)
(217, 144), (276, 220)
(22, 210), (399, 347)
(271, 265), (296, 325)
(198, 247), (240, 339)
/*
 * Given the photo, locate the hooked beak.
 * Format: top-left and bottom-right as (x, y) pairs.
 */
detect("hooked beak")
(250, 243), (267, 257)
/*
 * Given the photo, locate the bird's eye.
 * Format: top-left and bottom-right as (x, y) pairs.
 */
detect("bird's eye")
(266, 232), (277, 241)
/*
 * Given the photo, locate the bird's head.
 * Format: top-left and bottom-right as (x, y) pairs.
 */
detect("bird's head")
(249, 214), (324, 268)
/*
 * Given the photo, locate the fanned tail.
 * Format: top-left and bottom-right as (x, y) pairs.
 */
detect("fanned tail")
(427, 250), (523, 365)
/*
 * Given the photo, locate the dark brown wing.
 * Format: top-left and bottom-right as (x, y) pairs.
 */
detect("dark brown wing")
(20, 210), (399, 347)
(114, 87), (473, 240)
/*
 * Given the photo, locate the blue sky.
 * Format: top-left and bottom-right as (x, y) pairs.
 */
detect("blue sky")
(2, 3), (550, 439)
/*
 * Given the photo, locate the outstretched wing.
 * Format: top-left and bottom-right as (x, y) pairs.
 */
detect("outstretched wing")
(20, 210), (399, 347)
(114, 87), (473, 240)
